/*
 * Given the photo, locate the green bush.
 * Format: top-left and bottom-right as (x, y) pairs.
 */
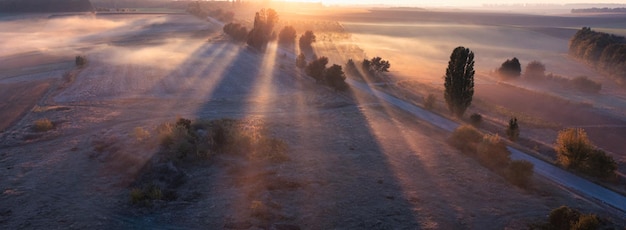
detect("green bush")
(449, 125), (482, 154)
(547, 206), (602, 230)
(476, 134), (511, 170)
(507, 160), (534, 188)
(33, 118), (54, 132)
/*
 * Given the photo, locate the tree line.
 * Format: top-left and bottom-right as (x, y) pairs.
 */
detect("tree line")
(571, 7), (626, 13)
(569, 27), (626, 83)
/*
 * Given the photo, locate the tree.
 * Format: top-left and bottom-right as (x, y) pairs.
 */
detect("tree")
(369, 56), (390, 73)
(324, 64), (348, 91)
(554, 128), (617, 178)
(247, 8), (279, 50)
(305, 56), (328, 82)
(278, 26), (297, 44)
(299, 30), (316, 51)
(295, 53), (307, 69)
(444, 46), (475, 117)
(506, 117), (519, 141)
(524, 60), (546, 79)
(498, 57), (521, 77)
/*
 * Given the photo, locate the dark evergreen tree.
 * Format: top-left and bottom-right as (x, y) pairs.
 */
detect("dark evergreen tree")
(444, 46), (475, 117)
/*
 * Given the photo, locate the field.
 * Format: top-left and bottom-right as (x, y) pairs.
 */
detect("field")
(0, 7), (625, 229)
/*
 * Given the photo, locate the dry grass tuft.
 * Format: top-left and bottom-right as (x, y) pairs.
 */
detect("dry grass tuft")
(32, 118), (54, 132)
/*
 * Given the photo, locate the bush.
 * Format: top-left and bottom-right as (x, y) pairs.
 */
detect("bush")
(570, 76), (602, 93)
(524, 60), (546, 79)
(476, 134), (511, 170)
(572, 214), (600, 230)
(299, 30), (316, 50)
(296, 53), (306, 69)
(549, 206), (581, 230)
(449, 125), (482, 153)
(424, 94), (436, 110)
(278, 26), (297, 44)
(305, 56), (328, 82)
(33, 118), (54, 132)
(75, 55), (87, 67)
(223, 23), (248, 42)
(133, 127), (151, 142)
(555, 128), (617, 178)
(507, 160), (534, 187)
(506, 117), (519, 141)
(324, 64), (348, 91)
(498, 57), (521, 78)
(130, 184), (163, 206)
(469, 113), (482, 125)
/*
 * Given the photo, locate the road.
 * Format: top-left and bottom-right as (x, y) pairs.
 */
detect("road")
(347, 78), (626, 215)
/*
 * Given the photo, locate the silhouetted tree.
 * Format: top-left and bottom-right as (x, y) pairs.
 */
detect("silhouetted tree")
(278, 26), (297, 44)
(364, 56), (390, 74)
(305, 56), (328, 82)
(223, 23), (248, 42)
(299, 30), (316, 51)
(295, 53), (307, 69)
(498, 57), (521, 77)
(444, 46), (475, 117)
(324, 64), (348, 91)
(247, 8), (279, 50)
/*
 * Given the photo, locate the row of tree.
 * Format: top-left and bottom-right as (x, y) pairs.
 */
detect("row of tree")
(569, 27), (626, 83)
(222, 23), (248, 42)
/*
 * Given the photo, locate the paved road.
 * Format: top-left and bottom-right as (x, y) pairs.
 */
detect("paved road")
(347, 78), (626, 215)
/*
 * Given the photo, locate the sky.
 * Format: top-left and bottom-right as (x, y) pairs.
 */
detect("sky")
(299, 0), (626, 7)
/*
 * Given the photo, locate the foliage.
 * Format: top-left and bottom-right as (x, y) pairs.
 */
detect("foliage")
(569, 27), (626, 83)
(476, 134), (511, 170)
(295, 53), (307, 69)
(570, 76), (602, 94)
(424, 94), (436, 110)
(498, 57), (521, 77)
(75, 55), (87, 67)
(130, 184), (163, 206)
(324, 64), (348, 91)
(299, 30), (316, 51)
(469, 113), (482, 125)
(524, 60), (546, 79)
(223, 23), (248, 42)
(133, 127), (151, 142)
(278, 26), (297, 44)
(305, 57), (348, 91)
(305, 56), (329, 82)
(33, 118), (54, 132)
(506, 117), (519, 142)
(444, 46), (475, 117)
(507, 160), (534, 188)
(247, 8), (279, 50)
(555, 128), (617, 178)
(449, 125), (482, 154)
(549, 206), (582, 230)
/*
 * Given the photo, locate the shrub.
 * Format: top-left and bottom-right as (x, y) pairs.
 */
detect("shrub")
(570, 76), (601, 93)
(507, 160), (534, 188)
(506, 117), (519, 141)
(524, 60), (546, 79)
(449, 125), (482, 153)
(469, 113), (482, 125)
(130, 184), (163, 206)
(549, 206), (581, 230)
(33, 118), (54, 132)
(476, 134), (511, 170)
(424, 94), (436, 110)
(296, 53), (307, 69)
(305, 56), (329, 82)
(555, 128), (617, 178)
(498, 57), (521, 78)
(278, 26), (297, 44)
(555, 128), (594, 169)
(299, 30), (316, 51)
(75, 55), (87, 67)
(133, 127), (151, 142)
(572, 214), (600, 230)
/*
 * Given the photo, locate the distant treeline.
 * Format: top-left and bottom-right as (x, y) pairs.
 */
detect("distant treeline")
(569, 27), (626, 83)
(0, 0), (94, 13)
(571, 7), (626, 13)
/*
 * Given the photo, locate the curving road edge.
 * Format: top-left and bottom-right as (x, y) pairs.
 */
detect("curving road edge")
(346, 78), (626, 216)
